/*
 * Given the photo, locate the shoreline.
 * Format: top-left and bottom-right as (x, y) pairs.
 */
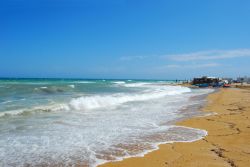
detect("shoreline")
(95, 89), (211, 167)
(97, 88), (212, 167)
(99, 88), (250, 167)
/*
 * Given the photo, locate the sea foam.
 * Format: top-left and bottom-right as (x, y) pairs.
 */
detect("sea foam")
(0, 81), (213, 167)
(69, 86), (191, 110)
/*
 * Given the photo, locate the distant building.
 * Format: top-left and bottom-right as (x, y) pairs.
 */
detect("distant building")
(192, 76), (220, 85)
(236, 76), (250, 83)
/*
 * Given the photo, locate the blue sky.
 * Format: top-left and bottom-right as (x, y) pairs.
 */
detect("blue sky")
(1, 0), (250, 79)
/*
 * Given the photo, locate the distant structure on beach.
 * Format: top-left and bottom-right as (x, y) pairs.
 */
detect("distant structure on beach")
(192, 76), (219, 86)
(191, 76), (231, 88)
(236, 76), (250, 84)
(191, 76), (250, 88)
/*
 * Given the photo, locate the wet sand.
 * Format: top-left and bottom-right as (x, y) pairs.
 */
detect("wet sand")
(99, 88), (250, 167)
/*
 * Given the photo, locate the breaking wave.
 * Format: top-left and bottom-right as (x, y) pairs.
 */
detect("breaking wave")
(0, 86), (191, 117)
(69, 86), (191, 110)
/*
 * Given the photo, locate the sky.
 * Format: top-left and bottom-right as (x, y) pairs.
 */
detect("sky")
(1, 0), (250, 79)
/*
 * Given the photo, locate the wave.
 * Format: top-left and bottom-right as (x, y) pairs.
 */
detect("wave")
(68, 86), (191, 110)
(0, 86), (191, 117)
(112, 81), (126, 84)
(34, 87), (65, 94)
(112, 81), (164, 89)
(114, 81), (168, 88)
(68, 84), (75, 88)
(0, 98), (26, 104)
(122, 82), (151, 87)
(73, 81), (95, 84)
(1, 100), (13, 104)
(0, 104), (70, 118)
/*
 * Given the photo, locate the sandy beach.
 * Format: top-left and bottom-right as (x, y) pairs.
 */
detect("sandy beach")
(100, 88), (250, 167)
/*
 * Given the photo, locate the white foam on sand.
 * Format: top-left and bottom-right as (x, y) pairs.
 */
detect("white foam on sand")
(93, 126), (208, 167)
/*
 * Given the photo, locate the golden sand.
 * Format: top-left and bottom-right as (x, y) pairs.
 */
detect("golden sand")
(99, 88), (250, 167)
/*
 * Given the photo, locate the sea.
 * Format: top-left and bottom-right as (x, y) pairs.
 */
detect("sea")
(0, 79), (214, 167)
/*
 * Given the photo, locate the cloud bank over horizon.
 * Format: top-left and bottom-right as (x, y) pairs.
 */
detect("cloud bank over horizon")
(167, 49), (250, 61)
(117, 48), (250, 79)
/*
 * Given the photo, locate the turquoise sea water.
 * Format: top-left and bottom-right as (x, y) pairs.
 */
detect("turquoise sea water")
(0, 79), (212, 167)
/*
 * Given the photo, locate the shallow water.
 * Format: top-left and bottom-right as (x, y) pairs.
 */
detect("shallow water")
(0, 79), (213, 167)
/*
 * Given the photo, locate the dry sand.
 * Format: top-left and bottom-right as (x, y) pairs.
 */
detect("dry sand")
(99, 88), (250, 167)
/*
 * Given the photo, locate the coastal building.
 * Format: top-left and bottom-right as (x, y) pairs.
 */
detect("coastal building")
(192, 76), (220, 86)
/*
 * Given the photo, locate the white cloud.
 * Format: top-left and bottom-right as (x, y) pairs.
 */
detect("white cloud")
(160, 63), (220, 69)
(165, 64), (181, 68)
(119, 55), (148, 61)
(166, 49), (250, 61)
